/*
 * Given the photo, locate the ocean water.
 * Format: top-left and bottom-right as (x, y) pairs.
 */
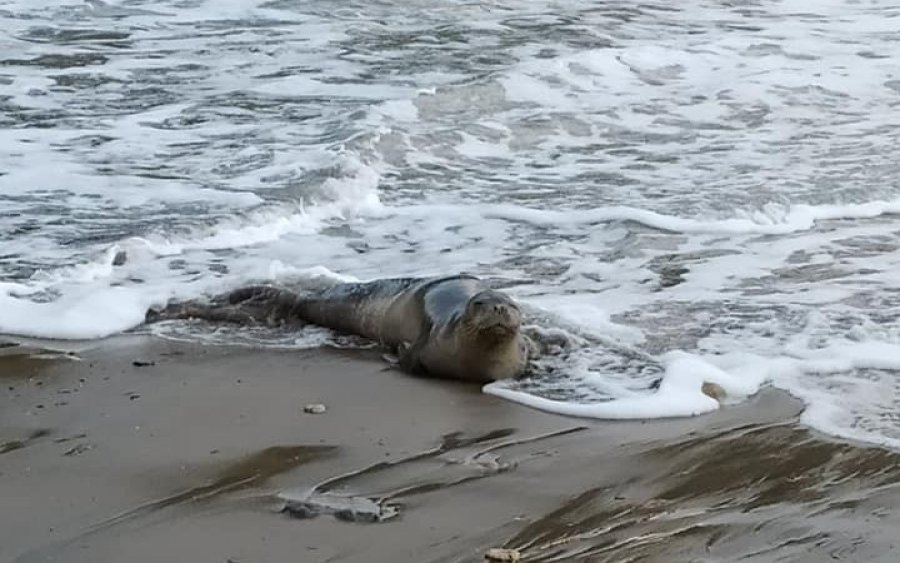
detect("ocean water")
(4, 0), (900, 448)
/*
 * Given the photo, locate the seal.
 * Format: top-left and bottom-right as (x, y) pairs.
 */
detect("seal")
(146, 275), (539, 383)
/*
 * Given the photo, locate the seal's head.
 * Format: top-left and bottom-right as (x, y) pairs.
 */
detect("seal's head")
(462, 290), (523, 341)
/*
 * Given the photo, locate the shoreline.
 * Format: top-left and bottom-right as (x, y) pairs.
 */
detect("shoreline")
(2, 335), (899, 562)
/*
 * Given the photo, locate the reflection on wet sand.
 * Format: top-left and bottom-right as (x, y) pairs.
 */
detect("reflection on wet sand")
(18, 426), (587, 561)
(503, 424), (900, 562)
(14, 445), (336, 563)
(281, 427), (585, 523)
(0, 428), (50, 455)
(0, 347), (79, 379)
(95, 444), (338, 528)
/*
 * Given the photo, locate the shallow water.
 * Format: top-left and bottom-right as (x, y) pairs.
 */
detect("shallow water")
(3, 0), (900, 448)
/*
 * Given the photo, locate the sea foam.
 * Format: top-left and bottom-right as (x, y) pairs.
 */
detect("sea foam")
(485, 351), (765, 420)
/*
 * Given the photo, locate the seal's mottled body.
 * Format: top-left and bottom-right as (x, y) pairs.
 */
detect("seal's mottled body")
(147, 275), (536, 383)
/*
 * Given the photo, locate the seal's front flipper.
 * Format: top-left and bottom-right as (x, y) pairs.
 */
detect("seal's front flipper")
(381, 350), (401, 367)
(382, 341), (419, 372)
(397, 337), (428, 375)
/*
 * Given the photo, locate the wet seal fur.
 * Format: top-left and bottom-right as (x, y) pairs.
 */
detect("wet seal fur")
(147, 275), (542, 383)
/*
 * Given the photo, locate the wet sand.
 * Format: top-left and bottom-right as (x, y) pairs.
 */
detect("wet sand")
(2, 336), (899, 563)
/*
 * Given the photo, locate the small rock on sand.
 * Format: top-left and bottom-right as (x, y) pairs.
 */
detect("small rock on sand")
(303, 403), (327, 414)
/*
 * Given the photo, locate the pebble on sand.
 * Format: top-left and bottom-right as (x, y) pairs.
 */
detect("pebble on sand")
(303, 403), (327, 414)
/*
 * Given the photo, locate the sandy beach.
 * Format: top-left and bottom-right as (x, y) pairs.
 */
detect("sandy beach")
(2, 336), (899, 563)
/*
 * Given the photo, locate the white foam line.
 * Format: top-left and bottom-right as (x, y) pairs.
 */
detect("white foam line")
(787, 341), (900, 374)
(396, 199), (900, 235)
(489, 200), (900, 234)
(132, 194), (383, 257)
(485, 352), (746, 420)
(484, 385), (720, 419)
(126, 157), (384, 256)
